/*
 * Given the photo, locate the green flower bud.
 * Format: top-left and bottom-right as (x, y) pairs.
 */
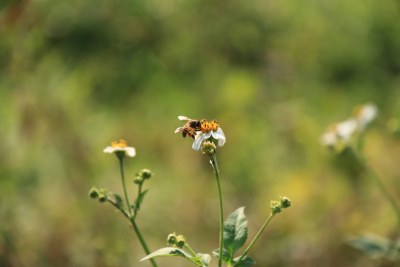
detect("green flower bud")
(167, 233), (177, 246)
(280, 197), (291, 209)
(271, 200), (282, 215)
(201, 141), (217, 156)
(98, 194), (107, 203)
(88, 187), (99, 199)
(176, 234), (186, 248)
(134, 176), (143, 185)
(98, 188), (108, 203)
(140, 169), (153, 180)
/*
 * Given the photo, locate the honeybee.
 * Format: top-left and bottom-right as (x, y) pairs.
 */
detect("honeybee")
(174, 116), (202, 139)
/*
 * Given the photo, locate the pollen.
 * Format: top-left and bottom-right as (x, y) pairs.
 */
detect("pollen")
(111, 139), (128, 148)
(200, 120), (219, 133)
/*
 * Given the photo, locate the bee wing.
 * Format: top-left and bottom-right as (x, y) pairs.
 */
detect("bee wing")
(174, 127), (183, 133)
(178, 115), (190, 121)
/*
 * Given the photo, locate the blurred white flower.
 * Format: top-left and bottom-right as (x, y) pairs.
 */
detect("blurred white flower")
(103, 139), (136, 157)
(320, 130), (337, 147)
(320, 103), (378, 150)
(336, 119), (358, 141)
(355, 103), (378, 130)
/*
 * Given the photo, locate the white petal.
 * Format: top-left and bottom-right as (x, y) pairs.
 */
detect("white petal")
(192, 132), (210, 150)
(336, 119), (357, 140)
(212, 128), (226, 146)
(358, 103), (378, 129)
(103, 146), (115, 153)
(178, 115), (190, 121)
(320, 132), (337, 146)
(125, 147), (136, 157)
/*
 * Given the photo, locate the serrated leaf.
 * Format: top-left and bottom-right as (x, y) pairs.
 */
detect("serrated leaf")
(223, 207), (248, 258)
(347, 234), (390, 259)
(140, 247), (192, 261)
(233, 255), (256, 267)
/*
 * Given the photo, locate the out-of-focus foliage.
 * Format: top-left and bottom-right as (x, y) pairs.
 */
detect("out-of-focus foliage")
(1, 0), (400, 266)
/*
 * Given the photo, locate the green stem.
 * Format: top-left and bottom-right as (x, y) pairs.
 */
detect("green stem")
(211, 154), (224, 267)
(133, 183), (143, 219)
(131, 219), (158, 267)
(185, 243), (198, 257)
(234, 213), (276, 266)
(118, 156), (133, 217)
(353, 149), (400, 229)
(107, 198), (129, 219)
(117, 156), (157, 267)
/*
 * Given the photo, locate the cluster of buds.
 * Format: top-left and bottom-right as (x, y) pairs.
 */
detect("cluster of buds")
(134, 169), (153, 185)
(167, 232), (187, 248)
(270, 196), (292, 215)
(88, 187), (108, 203)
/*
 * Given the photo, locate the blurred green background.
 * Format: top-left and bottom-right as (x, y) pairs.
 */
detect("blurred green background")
(1, 0), (400, 266)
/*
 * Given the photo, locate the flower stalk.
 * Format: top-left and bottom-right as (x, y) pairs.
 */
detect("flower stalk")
(210, 154), (224, 267)
(233, 213), (276, 266)
(117, 155), (133, 217)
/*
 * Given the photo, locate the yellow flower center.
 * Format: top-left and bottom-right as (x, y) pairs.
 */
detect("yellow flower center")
(200, 120), (219, 133)
(111, 139), (128, 148)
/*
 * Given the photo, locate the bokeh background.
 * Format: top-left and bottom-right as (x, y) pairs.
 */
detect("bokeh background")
(1, 0), (400, 266)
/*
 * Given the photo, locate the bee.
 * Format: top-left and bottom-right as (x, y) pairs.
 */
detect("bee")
(174, 116), (203, 139)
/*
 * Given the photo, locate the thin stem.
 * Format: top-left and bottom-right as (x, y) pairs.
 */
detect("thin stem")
(118, 156), (133, 217)
(107, 198), (130, 219)
(353, 149), (400, 229)
(132, 183), (143, 219)
(234, 213), (276, 266)
(117, 156), (157, 267)
(211, 154), (224, 267)
(130, 219), (158, 267)
(185, 243), (198, 257)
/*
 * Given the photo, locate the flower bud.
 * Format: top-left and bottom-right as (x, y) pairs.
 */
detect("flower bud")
(134, 176), (143, 185)
(140, 169), (153, 180)
(280, 197), (291, 209)
(98, 194), (107, 203)
(167, 233), (177, 246)
(271, 200), (282, 215)
(176, 234), (186, 248)
(98, 188), (108, 203)
(88, 187), (99, 199)
(201, 141), (217, 156)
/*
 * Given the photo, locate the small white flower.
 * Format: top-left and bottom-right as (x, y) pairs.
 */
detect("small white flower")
(192, 127), (226, 151)
(320, 119), (357, 148)
(320, 131), (337, 147)
(355, 103), (378, 130)
(336, 118), (358, 141)
(103, 139), (136, 157)
(175, 116), (226, 151)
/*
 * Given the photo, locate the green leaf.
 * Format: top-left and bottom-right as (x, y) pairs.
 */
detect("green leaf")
(233, 255), (256, 267)
(196, 253), (211, 266)
(136, 189), (149, 209)
(347, 234), (391, 259)
(112, 193), (124, 209)
(212, 248), (231, 262)
(223, 207), (248, 258)
(140, 247), (192, 261)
